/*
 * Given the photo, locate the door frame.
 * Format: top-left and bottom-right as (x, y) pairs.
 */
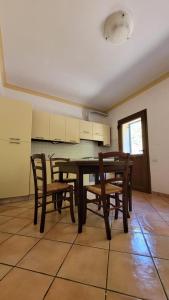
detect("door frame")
(118, 109), (152, 193)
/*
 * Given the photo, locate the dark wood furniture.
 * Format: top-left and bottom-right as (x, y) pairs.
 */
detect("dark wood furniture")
(84, 152), (130, 240)
(49, 156), (78, 206)
(57, 158), (133, 235)
(31, 153), (75, 233)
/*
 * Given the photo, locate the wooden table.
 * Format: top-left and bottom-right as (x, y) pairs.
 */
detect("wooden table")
(58, 159), (133, 233)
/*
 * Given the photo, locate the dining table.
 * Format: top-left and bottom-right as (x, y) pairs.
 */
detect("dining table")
(58, 159), (133, 234)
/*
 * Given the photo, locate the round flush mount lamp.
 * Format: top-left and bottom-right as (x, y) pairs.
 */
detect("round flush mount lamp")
(104, 10), (134, 45)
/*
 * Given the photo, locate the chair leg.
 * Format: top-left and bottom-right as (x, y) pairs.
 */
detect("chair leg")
(57, 192), (63, 214)
(69, 188), (75, 223)
(74, 181), (78, 206)
(83, 187), (87, 224)
(122, 196), (128, 233)
(98, 196), (101, 210)
(34, 196), (38, 225)
(106, 196), (110, 216)
(102, 197), (111, 240)
(52, 193), (57, 210)
(128, 186), (132, 212)
(114, 193), (120, 220)
(40, 195), (46, 233)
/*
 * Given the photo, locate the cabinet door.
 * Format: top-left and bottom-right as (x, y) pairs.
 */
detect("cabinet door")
(0, 97), (32, 141)
(92, 122), (104, 141)
(80, 120), (93, 140)
(65, 117), (80, 143)
(0, 139), (31, 198)
(50, 114), (66, 142)
(103, 125), (111, 146)
(32, 110), (50, 140)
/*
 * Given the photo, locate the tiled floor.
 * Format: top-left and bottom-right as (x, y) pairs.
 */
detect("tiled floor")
(0, 191), (169, 299)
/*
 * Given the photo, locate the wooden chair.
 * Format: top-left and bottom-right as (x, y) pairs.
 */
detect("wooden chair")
(83, 152), (130, 240)
(49, 156), (78, 206)
(31, 153), (75, 233)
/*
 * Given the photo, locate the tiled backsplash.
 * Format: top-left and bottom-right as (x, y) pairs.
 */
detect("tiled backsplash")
(31, 140), (110, 159)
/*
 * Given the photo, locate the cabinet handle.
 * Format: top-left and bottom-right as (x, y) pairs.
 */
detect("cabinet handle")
(70, 140), (76, 143)
(9, 138), (20, 141)
(34, 137), (44, 139)
(83, 131), (89, 134)
(54, 138), (61, 141)
(10, 141), (20, 144)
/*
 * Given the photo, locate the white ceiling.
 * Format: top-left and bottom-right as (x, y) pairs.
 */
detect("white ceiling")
(1, 0), (169, 111)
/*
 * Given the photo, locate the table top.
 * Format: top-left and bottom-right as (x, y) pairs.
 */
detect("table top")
(57, 159), (133, 166)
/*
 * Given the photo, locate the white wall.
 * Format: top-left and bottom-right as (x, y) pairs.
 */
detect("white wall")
(108, 77), (169, 194)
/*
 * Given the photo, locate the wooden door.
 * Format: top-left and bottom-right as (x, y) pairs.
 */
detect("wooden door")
(32, 110), (50, 140)
(118, 109), (151, 193)
(50, 114), (66, 142)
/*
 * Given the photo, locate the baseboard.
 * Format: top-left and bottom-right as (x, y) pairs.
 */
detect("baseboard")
(152, 191), (169, 199)
(0, 194), (30, 205)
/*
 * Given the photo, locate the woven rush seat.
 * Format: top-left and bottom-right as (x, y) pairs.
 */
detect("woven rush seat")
(87, 183), (122, 195)
(39, 182), (72, 194)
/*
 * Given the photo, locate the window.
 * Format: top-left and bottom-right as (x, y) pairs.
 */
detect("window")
(122, 118), (143, 154)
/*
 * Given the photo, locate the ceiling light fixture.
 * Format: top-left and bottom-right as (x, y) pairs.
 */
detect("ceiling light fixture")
(104, 10), (134, 45)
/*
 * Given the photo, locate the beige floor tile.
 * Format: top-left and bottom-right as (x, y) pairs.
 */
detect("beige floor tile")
(58, 244), (108, 288)
(17, 208), (34, 220)
(0, 267), (52, 300)
(45, 211), (63, 223)
(0, 264), (12, 280)
(0, 232), (12, 244)
(110, 232), (149, 256)
(136, 212), (164, 222)
(145, 234), (169, 259)
(18, 239), (71, 275)
(107, 251), (166, 299)
(107, 291), (141, 300)
(85, 212), (109, 229)
(45, 277), (105, 300)
(0, 235), (38, 265)
(0, 218), (31, 234)
(154, 258), (169, 298)
(45, 223), (77, 243)
(59, 211), (78, 224)
(0, 215), (13, 225)
(141, 219), (169, 236)
(75, 226), (109, 249)
(0, 206), (28, 217)
(10, 200), (34, 208)
(18, 221), (54, 238)
(111, 218), (141, 233)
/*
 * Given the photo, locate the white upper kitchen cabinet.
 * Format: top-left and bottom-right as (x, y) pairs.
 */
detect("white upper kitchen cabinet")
(103, 124), (111, 146)
(32, 110), (50, 140)
(80, 120), (93, 140)
(50, 114), (66, 142)
(65, 117), (80, 143)
(92, 122), (104, 141)
(0, 97), (32, 141)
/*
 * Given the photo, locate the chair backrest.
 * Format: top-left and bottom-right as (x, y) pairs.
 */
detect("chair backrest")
(31, 153), (47, 198)
(98, 151), (130, 196)
(49, 157), (70, 183)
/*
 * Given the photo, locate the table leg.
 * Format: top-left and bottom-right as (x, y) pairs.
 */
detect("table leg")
(77, 169), (84, 233)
